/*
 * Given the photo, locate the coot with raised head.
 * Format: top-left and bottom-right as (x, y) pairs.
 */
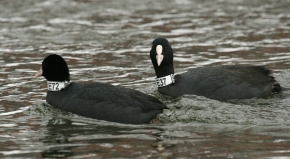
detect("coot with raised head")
(150, 38), (281, 101)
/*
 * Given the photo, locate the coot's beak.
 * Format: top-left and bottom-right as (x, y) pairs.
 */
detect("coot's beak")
(156, 45), (163, 66)
(34, 68), (43, 78)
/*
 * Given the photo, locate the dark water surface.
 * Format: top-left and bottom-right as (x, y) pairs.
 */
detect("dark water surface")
(1, 0), (290, 158)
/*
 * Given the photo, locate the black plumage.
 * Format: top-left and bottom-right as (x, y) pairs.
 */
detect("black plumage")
(150, 38), (281, 101)
(36, 54), (166, 124)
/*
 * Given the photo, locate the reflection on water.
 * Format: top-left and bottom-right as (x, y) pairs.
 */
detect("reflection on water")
(1, 0), (290, 158)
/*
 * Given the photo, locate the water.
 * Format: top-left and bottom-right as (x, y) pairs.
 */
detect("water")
(1, 0), (290, 158)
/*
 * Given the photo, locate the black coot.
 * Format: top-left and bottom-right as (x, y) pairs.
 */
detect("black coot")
(35, 54), (167, 124)
(150, 38), (281, 101)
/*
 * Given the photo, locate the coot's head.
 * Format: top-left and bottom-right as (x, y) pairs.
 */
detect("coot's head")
(150, 38), (174, 78)
(35, 54), (70, 82)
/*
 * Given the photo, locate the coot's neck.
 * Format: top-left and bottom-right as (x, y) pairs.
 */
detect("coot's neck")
(154, 63), (174, 78)
(154, 63), (175, 88)
(47, 81), (67, 91)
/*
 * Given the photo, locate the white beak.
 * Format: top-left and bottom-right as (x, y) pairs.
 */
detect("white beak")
(156, 45), (163, 66)
(35, 68), (43, 78)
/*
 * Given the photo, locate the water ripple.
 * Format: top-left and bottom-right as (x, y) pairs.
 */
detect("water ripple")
(1, 0), (290, 158)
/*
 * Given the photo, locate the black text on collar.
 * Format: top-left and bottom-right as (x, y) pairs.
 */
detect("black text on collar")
(47, 81), (66, 91)
(156, 74), (175, 87)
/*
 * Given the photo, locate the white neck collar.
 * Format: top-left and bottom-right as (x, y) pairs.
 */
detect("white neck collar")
(156, 74), (175, 87)
(47, 81), (66, 91)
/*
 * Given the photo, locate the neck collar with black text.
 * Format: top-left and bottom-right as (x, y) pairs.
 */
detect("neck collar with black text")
(156, 74), (175, 87)
(47, 81), (67, 91)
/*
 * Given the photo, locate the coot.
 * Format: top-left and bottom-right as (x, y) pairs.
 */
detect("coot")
(35, 54), (167, 124)
(150, 38), (281, 101)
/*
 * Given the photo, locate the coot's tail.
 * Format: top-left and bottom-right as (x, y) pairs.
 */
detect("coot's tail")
(272, 82), (282, 93)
